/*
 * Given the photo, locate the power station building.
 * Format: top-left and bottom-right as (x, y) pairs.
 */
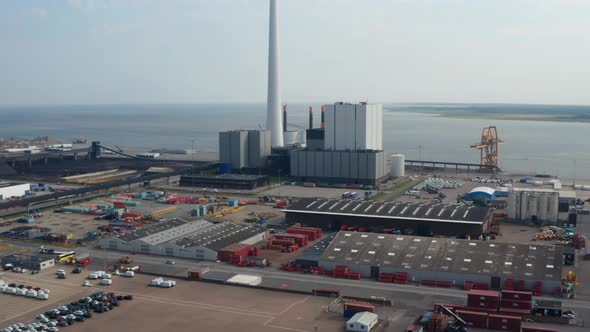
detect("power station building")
(219, 129), (271, 170)
(316, 232), (563, 294)
(284, 198), (494, 237)
(290, 102), (387, 185)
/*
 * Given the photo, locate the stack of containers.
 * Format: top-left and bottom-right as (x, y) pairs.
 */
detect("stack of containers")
(532, 282), (542, 296)
(343, 301), (375, 318)
(379, 273), (394, 283)
(273, 234), (308, 247)
(427, 312), (448, 332)
(394, 272), (409, 284)
(333, 266), (349, 278)
(467, 289), (500, 310)
(504, 279), (515, 291)
(488, 314), (521, 331)
(286, 226), (323, 241)
(217, 243), (252, 262)
(500, 290), (533, 314)
(456, 310), (488, 329)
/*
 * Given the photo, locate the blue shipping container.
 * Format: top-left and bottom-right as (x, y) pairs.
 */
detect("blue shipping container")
(343, 310), (355, 318)
(219, 163), (232, 174)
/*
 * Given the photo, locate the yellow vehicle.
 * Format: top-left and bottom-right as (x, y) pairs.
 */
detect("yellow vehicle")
(119, 256), (133, 264)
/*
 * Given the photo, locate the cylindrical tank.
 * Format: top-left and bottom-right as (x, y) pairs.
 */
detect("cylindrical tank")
(549, 194), (559, 223)
(520, 192), (528, 221)
(508, 193), (517, 220)
(538, 194), (548, 222)
(574, 184), (583, 190)
(528, 194), (538, 219)
(583, 185), (590, 191)
(390, 154), (405, 177)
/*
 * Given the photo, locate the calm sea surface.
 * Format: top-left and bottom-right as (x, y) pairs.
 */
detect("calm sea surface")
(1, 104), (589, 179)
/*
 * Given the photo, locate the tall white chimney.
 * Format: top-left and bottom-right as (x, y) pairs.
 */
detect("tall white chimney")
(266, 0), (284, 147)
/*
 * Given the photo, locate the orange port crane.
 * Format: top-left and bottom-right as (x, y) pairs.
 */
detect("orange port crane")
(470, 126), (504, 172)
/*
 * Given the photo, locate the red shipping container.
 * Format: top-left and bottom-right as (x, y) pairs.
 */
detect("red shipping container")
(501, 290), (533, 301)
(501, 299), (532, 310)
(488, 314), (521, 332)
(456, 310), (488, 329)
(521, 326), (557, 332)
(468, 289), (500, 298)
(499, 307), (531, 315)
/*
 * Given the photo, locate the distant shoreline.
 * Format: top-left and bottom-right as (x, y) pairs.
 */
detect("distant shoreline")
(386, 107), (590, 123)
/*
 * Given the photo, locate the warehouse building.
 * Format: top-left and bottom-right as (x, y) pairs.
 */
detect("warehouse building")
(0, 182), (30, 200)
(318, 232), (563, 294)
(100, 218), (267, 260)
(1, 254), (55, 271)
(179, 174), (270, 190)
(284, 198), (493, 237)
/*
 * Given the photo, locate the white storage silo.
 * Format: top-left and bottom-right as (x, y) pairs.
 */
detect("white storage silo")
(519, 192), (528, 221)
(507, 193), (517, 220)
(390, 154), (405, 177)
(548, 194), (559, 224)
(528, 194), (538, 219)
(538, 194), (548, 222)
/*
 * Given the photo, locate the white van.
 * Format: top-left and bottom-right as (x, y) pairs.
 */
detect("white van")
(99, 279), (112, 286)
(87, 273), (98, 280)
(37, 292), (49, 300)
(15, 288), (27, 296)
(149, 278), (163, 286)
(26, 290), (38, 298)
(4, 287), (16, 294)
(160, 280), (176, 288)
(123, 271), (135, 278)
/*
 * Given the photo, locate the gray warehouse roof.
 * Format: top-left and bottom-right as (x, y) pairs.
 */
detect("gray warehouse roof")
(284, 198), (490, 224)
(320, 232), (563, 281)
(171, 222), (265, 251)
(116, 218), (190, 242)
(112, 217), (265, 252)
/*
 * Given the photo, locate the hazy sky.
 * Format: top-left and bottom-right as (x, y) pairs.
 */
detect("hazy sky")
(1, 0), (589, 105)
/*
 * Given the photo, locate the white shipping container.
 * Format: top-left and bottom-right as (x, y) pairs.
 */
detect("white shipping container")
(227, 274), (262, 286)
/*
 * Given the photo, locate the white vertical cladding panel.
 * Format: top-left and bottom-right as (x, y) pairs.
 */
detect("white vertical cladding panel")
(324, 105), (335, 150)
(341, 151), (350, 179)
(323, 151), (332, 177)
(299, 150), (307, 177)
(366, 104), (374, 149)
(376, 104), (383, 150)
(346, 104), (356, 150)
(335, 104), (347, 150)
(332, 151), (341, 178)
(290, 150), (299, 176)
(358, 152), (368, 179)
(307, 150), (315, 177)
(349, 151), (359, 179)
(315, 151), (324, 177)
(356, 104), (367, 151)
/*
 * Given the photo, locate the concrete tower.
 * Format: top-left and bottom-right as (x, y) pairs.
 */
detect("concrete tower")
(266, 0), (284, 147)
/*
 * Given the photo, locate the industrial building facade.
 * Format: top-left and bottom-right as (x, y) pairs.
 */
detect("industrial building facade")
(100, 218), (267, 261)
(179, 174), (270, 190)
(219, 129), (271, 170)
(284, 198), (493, 237)
(324, 102), (383, 151)
(0, 183), (30, 200)
(289, 150), (386, 185)
(318, 232), (563, 294)
(1, 254), (55, 271)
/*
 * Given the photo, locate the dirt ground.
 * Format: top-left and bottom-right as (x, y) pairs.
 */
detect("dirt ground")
(1, 267), (349, 332)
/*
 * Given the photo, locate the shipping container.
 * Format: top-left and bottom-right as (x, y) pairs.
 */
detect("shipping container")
(501, 290), (533, 301)
(488, 314), (521, 332)
(521, 326), (557, 332)
(456, 310), (488, 329)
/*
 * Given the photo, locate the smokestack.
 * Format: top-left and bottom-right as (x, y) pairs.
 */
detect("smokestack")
(309, 106), (313, 129)
(283, 104), (288, 132)
(266, 0), (284, 147)
(321, 106), (326, 128)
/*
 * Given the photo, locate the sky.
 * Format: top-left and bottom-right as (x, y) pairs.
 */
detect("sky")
(1, 0), (589, 105)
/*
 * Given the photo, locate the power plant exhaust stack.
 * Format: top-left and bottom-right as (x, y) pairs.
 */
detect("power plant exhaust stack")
(309, 106), (314, 129)
(266, 0), (284, 147)
(283, 104), (288, 132)
(321, 106), (326, 128)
